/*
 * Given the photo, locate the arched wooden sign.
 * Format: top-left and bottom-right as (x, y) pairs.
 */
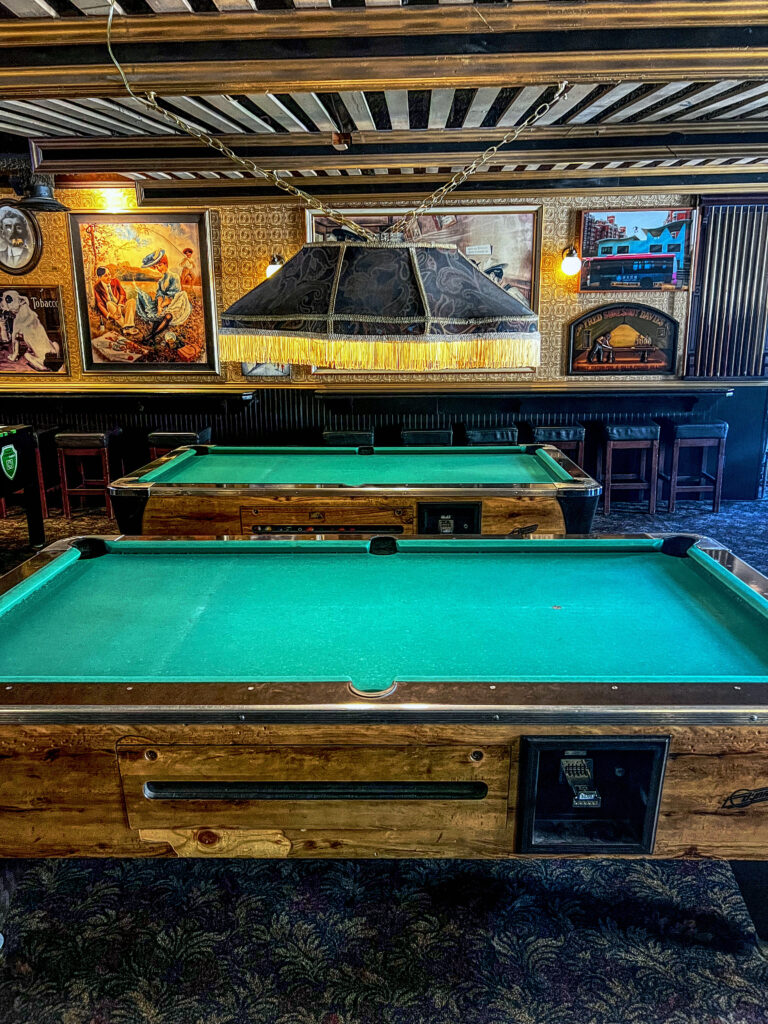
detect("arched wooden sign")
(567, 303), (679, 376)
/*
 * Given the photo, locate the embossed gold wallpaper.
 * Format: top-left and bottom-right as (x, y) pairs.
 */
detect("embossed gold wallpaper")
(0, 186), (691, 392)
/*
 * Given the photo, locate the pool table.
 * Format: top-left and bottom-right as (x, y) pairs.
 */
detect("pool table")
(109, 444), (600, 537)
(0, 533), (767, 861)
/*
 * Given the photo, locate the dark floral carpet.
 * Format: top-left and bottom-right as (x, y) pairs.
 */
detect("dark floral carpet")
(1, 502), (768, 1022)
(1, 858), (767, 1024)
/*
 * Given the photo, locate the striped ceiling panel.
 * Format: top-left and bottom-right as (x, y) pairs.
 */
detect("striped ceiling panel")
(5, 81), (768, 145)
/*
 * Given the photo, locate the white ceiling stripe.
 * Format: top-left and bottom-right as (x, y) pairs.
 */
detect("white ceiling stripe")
(0, 108), (69, 136)
(566, 82), (642, 125)
(145, 0), (193, 10)
(603, 82), (692, 122)
(496, 86), (548, 128)
(720, 92), (768, 118)
(43, 98), (142, 135)
(427, 90), (455, 130)
(210, 0), (257, 10)
(678, 81), (768, 120)
(68, 0), (125, 14)
(0, 0), (57, 15)
(535, 84), (596, 125)
(462, 88), (502, 129)
(246, 94), (309, 133)
(290, 94), (338, 132)
(162, 96), (245, 133)
(201, 95), (275, 133)
(1, 100), (105, 135)
(384, 90), (410, 130)
(337, 92), (376, 131)
(643, 80), (742, 121)
(93, 97), (179, 135)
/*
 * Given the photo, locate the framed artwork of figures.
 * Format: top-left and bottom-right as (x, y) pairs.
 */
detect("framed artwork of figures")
(70, 212), (218, 374)
(0, 286), (68, 374)
(578, 208), (695, 293)
(0, 206), (42, 276)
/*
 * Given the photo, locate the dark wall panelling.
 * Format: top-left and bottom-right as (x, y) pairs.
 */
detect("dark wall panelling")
(688, 196), (768, 380)
(0, 384), (763, 500)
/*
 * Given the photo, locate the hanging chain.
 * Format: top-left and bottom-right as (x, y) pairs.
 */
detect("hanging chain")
(105, 1), (568, 239)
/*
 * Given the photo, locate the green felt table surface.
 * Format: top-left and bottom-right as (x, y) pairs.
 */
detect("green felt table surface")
(1, 539), (767, 691)
(139, 446), (574, 487)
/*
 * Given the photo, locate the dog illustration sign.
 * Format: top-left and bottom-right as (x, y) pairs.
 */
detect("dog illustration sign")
(0, 444), (17, 481)
(70, 212), (218, 374)
(0, 286), (67, 375)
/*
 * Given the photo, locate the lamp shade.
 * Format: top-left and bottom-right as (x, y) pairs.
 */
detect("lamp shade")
(220, 242), (540, 371)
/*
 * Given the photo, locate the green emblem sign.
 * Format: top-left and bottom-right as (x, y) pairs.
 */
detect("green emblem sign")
(0, 444), (18, 481)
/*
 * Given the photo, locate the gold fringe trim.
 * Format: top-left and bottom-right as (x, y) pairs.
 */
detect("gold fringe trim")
(219, 332), (541, 372)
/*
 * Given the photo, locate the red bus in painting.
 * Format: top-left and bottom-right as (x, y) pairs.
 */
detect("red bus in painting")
(582, 253), (678, 290)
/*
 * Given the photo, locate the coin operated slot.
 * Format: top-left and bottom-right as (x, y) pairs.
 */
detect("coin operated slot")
(418, 502), (481, 535)
(518, 737), (668, 855)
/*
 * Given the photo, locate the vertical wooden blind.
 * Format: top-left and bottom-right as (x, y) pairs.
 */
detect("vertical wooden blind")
(687, 199), (768, 379)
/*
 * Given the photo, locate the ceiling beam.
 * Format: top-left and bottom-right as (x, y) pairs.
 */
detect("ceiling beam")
(32, 127), (768, 174)
(7, 3), (768, 47)
(6, 13), (768, 98)
(135, 165), (768, 206)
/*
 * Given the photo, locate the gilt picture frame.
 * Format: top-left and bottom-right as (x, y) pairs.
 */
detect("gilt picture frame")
(70, 211), (219, 374)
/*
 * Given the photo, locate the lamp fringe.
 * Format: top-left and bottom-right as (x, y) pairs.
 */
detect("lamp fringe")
(220, 332), (541, 372)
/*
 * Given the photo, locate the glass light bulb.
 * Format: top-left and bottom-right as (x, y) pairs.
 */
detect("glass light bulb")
(561, 248), (582, 276)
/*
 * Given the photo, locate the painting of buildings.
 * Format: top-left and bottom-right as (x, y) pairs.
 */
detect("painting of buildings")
(579, 208), (694, 292)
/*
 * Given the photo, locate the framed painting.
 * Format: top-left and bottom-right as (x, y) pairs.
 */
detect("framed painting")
(567, 303), (679, 376)
(0, 206), (42, 276)
(307, 205), (541, 311)
(0, 286), (68, 374)
(578, 208), (695, 293)
(70, 212), (218, 374)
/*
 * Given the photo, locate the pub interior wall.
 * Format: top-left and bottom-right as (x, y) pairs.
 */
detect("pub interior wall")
(0, 187), (691, 390)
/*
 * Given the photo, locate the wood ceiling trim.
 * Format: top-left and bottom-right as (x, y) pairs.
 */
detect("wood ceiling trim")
(9, 50), (768, 100)
(32, 129), (768, 174)
(7, 3), (768, 47)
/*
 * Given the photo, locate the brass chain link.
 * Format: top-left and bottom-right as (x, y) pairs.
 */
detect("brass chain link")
(106, 2), (568, 240)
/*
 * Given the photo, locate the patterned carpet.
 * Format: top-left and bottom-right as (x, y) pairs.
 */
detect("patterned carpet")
(1, 858), (767, 1024)
(1, 501), (767, 1023)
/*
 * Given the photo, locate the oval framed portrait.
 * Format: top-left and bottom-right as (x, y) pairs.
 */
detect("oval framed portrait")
(0, 206), (42, 276)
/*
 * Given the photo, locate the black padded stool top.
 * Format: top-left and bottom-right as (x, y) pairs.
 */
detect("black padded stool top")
(402, 429), (453, 446)
(533, 424), (586, 443)
(28, 426), (59, 449)
(322, 430), (374, 447)
(55, 428), (122, 449)
(148, 427), (212, 448)
(466, 427), (519, 445)
(602, 422), (660, 441)
(661, 419), (729, 440)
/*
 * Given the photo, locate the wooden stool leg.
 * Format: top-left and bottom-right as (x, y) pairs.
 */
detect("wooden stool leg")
(668, 440), (680, 513)
(648, 440), (659, 515)
(603, 442), (613, 514)
(576, 440), (585, 467)
(35, 448), (48, 520)
(713, 437), (726, 513)
(0, 497), (6, 518)
(58, 449), (72, 519)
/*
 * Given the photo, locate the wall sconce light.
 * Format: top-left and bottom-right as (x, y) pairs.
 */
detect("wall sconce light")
(560, 246), (582, 276)
(265, 253), (285, 278)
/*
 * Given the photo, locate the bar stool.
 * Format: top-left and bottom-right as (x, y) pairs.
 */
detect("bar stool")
(322, 429), (374, 447)
(531, 424), (586, 466)
(0, 425), (60, 519)
(56, 428), (122, 519)
(658, 420), (728, 512)
(148, 426), (212, 460)
(465, 427), (519, 445)
(598, 422), (660, 515)
(401, 429), (453, 446)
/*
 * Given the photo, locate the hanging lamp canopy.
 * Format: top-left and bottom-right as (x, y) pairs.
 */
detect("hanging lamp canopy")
(220, 241), (540, 371)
